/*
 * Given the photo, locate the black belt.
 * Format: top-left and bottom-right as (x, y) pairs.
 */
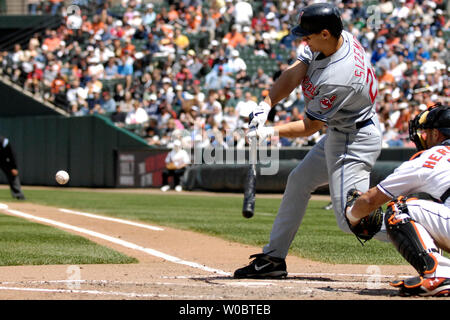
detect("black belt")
(356, 118), (374, 129)
(441, 188), (450, 203)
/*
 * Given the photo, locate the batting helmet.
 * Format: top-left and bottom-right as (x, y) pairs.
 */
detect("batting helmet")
(291, 3), (343, 38)
(409, 103), (450, 150)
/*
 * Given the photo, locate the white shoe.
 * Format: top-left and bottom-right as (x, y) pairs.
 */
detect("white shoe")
(175, 185), (182, 192)
(160, 185), (170, 192)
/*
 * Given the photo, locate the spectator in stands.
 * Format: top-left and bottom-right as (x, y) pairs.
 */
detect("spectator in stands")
(233, 0), (253, 27)
(117, 54), (134, 89)
(104, 57), (119, 79)
(2, 0), (448, 150)
(27, 0), (40, 15)
(251, 67), (272, 89)
(235, 68), (251, 89)
(226, 49), (247, 74)
(43, 30), (61, 52)
(251, 10), (269, 32)
(173, 27), (190, 53)
(110, 104), (127, 126)
(119, 91), (135, 113)
(100, 91), (116, 113)
(204, 65), (235, 91)
(235, 90), (256, 128)
(125, 100), (149, 125)
(113, 82), (126, 103)
(143, 3), (156, 26)
(49, 0), (63, 15)
(223, 24), (247, 49)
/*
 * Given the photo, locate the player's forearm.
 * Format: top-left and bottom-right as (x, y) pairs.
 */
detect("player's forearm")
(274, 118), (324, 138)
(264, 61), (307, 107)
(350, 187), (390, 219)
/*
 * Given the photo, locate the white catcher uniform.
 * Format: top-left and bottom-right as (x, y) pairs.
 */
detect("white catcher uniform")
(264, 30), (388, 259)
(378, 141), (450, 278)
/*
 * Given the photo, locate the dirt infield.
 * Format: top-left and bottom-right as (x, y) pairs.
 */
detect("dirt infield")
(0, 187), (429, 301)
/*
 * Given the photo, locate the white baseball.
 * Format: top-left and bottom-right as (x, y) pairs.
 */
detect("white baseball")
(55, 170), (70, 185)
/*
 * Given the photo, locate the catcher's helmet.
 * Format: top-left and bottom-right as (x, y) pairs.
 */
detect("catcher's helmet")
(291, 3), (343, 38)
(409, 103), (450, 150)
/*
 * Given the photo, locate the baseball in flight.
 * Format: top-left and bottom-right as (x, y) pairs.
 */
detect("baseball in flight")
(55, 170), (70, 185)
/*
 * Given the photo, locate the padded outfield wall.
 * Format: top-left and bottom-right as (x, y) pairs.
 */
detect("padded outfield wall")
(0, 114), (154, 187)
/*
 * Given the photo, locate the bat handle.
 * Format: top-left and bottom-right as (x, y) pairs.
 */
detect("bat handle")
(249, 136), (257, 166)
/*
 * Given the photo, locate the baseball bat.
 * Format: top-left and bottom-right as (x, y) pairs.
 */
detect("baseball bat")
(242, 135), (257, 218)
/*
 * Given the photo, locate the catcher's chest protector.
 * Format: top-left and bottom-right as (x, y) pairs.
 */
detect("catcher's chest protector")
(385, 197), (438, 275)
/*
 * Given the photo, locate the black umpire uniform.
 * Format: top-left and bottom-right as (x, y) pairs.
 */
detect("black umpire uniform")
(0, 136), (25, 200)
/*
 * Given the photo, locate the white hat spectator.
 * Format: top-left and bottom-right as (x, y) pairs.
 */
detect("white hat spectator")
(149, 94), (157, 101)
(211, 40), (219, 47)
(231, 49), (240, 57)
(399, 102), (408, 109)
(146, 3), (154, 8)
(266, 12), (276, 20)
(135, 52), (144, 60)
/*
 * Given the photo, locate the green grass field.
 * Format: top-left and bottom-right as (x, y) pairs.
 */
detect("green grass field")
(0, 188), (409, 266)
(0, 213), (137, 266)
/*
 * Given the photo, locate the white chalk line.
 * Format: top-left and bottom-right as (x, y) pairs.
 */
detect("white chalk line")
(58, 208), (164, 231)
(0, 204), (229, 276)
(0, 286), (224, 299)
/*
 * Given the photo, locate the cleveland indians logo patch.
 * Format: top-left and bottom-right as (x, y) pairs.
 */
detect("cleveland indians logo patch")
(320, 95), (337, 110)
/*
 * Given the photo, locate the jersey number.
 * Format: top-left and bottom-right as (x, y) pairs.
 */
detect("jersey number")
(366, 67), (378, 103)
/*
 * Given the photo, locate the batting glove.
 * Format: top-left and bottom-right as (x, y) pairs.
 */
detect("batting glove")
(249, 101), (271, 128)
(247, 125), (275, 144)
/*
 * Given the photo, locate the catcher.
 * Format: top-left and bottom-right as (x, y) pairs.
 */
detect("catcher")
(345, 103), (450, 297)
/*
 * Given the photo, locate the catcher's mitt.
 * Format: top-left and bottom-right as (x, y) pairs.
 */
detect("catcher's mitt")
(344, 188), (383, 244)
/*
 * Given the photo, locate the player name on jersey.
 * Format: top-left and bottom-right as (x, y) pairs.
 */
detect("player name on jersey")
(422, 145), (450, 169)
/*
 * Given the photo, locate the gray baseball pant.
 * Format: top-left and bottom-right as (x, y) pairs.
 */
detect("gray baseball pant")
(263, 119), (388, 259)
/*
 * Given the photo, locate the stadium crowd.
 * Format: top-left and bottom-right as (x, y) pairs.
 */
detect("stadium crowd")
(0, 0), (448, 149)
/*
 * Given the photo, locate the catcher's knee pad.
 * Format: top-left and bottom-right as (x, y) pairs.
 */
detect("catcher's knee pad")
(385, 196), (437, 276)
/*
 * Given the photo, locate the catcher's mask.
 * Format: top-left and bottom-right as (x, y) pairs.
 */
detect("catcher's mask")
(409, 103), (450, 151)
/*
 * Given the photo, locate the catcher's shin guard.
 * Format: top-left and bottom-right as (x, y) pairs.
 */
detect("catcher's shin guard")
(385, 197), (438, 276)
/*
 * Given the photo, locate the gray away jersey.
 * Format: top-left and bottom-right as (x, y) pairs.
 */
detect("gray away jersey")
(298, 30), (378, 130)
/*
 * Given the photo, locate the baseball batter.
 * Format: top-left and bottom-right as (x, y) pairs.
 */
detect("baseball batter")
(234, 3), (387, 279)
(346, 104), (450, 297)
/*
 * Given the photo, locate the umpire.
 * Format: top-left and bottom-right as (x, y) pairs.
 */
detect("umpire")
(0, 135), (25, 200)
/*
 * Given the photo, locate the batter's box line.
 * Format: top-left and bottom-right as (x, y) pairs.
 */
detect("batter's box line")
(0, 286), (226, 299)
(0, 279), (229, 288)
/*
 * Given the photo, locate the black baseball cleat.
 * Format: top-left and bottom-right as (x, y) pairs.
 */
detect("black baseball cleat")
(390, 276), (450, 297)
(233, 253), (287, 279)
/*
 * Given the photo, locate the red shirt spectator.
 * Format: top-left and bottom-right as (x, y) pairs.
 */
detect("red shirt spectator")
(252, 12), (269, 32)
